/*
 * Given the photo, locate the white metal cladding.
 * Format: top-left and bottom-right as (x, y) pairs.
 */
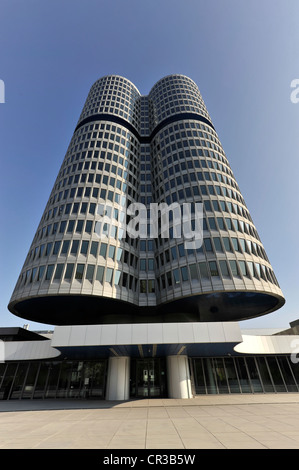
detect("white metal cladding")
(4, 340), (61, 361)
(234, 334), (299, 355)
(51, 322), (243, 347)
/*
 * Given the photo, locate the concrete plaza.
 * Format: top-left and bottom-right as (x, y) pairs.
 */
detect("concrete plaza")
(1, 394), (299, 449)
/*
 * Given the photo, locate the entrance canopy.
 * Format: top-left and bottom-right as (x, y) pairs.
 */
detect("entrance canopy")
(51, 322), (243, 359)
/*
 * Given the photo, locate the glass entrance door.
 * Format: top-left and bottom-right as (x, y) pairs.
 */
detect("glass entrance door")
(131, 358), (167, 398)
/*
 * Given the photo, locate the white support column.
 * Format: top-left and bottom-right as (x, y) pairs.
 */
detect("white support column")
(106, 356), (130, 401)
(167, 355), (193, 399)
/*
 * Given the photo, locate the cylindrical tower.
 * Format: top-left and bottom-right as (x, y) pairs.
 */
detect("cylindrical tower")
(8, 74), (285, 325)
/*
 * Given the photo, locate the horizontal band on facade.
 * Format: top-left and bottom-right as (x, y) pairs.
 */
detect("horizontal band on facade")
(74, 112), (215, 143)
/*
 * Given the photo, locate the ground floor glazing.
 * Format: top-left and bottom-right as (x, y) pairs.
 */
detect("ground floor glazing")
(0, 355), (298, 400)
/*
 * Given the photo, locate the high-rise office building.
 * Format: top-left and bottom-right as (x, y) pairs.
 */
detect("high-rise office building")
(4, 74), (290, 401)
(9, 74), (284, 327)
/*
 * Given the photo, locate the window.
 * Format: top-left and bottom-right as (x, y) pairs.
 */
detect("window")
(76, 220), (84, 233)
(204, 238), (213, 252)
(67, 220), (75, 233)
(61, 240), (70, 255)
(90, 241), (98, 257)
(54, 264), (64, 280)
(223, 237), (232, 252)
(86, 264), (95, 282)
(180, 266), (189, 281)
(148, 258), (154, 270)
(53, 241), (61, 255)
(209, 261), (219, 277)
(198, 262), (209, 278)
(96, 266), (104, 283)
(45, 264), (54, 281)
(80, 240), (89, 255)
(248, 261), (258, 278)
(114, 270), (121, 285)
(229, 260), (239, 277)
(178, 243), (185, 257)
(171, 246), (177, 260)
(99, 243), (107, 258)
(173, 268), (180, 284)
(166, 271), (172, 287)
(219, 260), (230, 277)
(148, 279), (155, 293)
(46, 243), (53, 256)
(71, 240), (79, 255)
(105, 268), (113, 284)
(37, 265), (45, 281)
(64, 263), (74, 280)
(239, 261), (249, 277)
(140, 280), (147, 293)
(213, 238), (223, 252)
(189, 264), (198, 280)
(108, 245), (115, 260)
(231, 238), (240, 252)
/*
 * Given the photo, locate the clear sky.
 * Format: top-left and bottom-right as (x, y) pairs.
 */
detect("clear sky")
(0, 0), (299, 331)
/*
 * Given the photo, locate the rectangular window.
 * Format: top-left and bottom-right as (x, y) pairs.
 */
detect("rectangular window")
(72, 203), (79, 214)
(59, 221), (67, 234)
(99, 243), (107, 258)
(231, 238), (240, 252)
(96, 266), (104, 283)
(54, 264), (64, 280)
(86, 264), (95, 282)
(76, 220), (84, 233)
(53, 241), (61, 255)
(219, 260), (230, 277)
(239, 261), (248, 277)
(80, 240), (89, 255)
(209, 261), (219, 277)
(229, 260), (239, 277)
(213, 237), (223, 252)
(114, 270), (121, 285)
(61, 240), (70, 255)
(166, 271), (172, 287)
(64, 263), (74, 280)
(85, 220), (93, 233)
(37, 265), (45, 281)
(46, 243), (53, 256)
(148, 279), (155, 293)
(223, 237), (232, 252)
(71, 240), (79, 255)
(171, 246), (177, 260)
(105, 268), (113, 284)
(90, 241), (98, 257)
(180, 266), (189, 282)
(204, 238), (213, 252)
(148, 258), (154, 270)
(45, 264), (54, 281)
(140, 280), (147, 293)
(108, 245), (115, 260)
(140, 259), (146, 271)
(75, 264), (85, 280)
(178, 244), (185, 257)
(67, 220), (75, 233)
(173, 268), (180, 284)
(198, 262), (209, 278)
(189, 264), (198, 280)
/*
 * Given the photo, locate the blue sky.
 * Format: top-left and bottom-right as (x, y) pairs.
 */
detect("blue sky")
(0, 0), (298, 331)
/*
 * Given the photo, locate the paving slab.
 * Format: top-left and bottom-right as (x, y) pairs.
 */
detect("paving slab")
(1, 394), (299, 449)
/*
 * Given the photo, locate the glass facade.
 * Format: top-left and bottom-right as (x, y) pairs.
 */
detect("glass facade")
(0, 360), (107, 400)
(1, 355), (299, 400)
(192, 356), (299, 395)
